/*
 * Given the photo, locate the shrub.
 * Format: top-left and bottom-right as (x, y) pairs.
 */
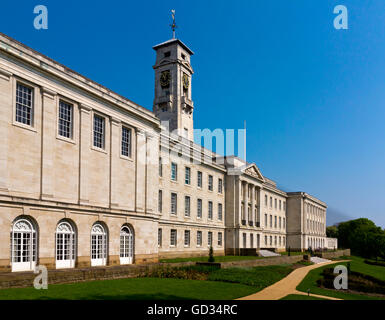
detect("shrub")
(317, 267), (385, 295)
(208, 246), (215, 263)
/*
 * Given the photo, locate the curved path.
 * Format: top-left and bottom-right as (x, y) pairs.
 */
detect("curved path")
(238, 260), (347, 300)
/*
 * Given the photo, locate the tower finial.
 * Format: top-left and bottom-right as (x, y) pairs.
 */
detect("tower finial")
(170, 9), (177, 39)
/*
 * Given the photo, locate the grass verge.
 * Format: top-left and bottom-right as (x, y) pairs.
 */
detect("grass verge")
(296, 256), (385, 300)
(0, 277), (257, 300)
(280, 294), (327, 300)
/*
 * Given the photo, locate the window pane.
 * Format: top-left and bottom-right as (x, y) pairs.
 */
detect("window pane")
(16, 83), (33, 126)
(121, 127), (132, 157)
(58, 100), (73, 138)
(93, 115), (105, 148)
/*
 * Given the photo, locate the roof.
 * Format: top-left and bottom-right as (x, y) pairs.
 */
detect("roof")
(287, 192), (327, 207)
(0, 32), (159, 125)
(153, 38), (194, 55)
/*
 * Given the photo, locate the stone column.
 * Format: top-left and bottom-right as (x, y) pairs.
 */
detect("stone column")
(257, 187), (261, 227)
(78, 103), (92, 205)
(145, 132), (158, 214)
(0, 68), (12, 192)
(236, 178), (242, 226)
(251, 185), (255, 226)
(40, 87), (56, 200)
(135, 129), (146, 212)
(109, 117), (121, 208)
(243, 181), (248, 225)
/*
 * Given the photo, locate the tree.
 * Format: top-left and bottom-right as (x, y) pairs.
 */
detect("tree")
(208, 246), (215, 263)
(336, 218), (385, 259)
(326, 225), (338, 238)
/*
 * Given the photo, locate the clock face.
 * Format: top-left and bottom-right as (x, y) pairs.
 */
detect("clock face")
(182, 73), (189, 90)
(160, 70), (171, 88)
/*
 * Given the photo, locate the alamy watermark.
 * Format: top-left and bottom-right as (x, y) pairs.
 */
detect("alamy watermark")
(33, 265), (48, 289)
(33, 5), (48, 30)
(334, 5), (348, 30)
(333, 265), (348, 290)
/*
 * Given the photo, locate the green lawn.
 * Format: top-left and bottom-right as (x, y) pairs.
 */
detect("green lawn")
(0, 277), (257, 300)
(280, 294), (327, 300)
(159, 255), (265, 263)
(296, 256), (385, 300)
(208, 264), (293, 289)
(0, 264), (295, 300)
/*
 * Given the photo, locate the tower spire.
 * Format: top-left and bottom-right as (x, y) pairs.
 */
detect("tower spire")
(170, 9), (177, 39)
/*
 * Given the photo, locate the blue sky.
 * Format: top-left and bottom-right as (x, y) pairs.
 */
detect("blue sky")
(1, 0), (385, 227)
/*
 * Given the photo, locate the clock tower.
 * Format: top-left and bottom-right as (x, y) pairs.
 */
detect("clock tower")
(153, 39), (194, 140)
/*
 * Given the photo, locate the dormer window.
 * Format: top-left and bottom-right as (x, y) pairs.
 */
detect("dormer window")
(164, 51), (170, 58)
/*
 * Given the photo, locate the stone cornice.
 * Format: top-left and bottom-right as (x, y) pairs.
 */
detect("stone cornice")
(0, 32), (160, 128)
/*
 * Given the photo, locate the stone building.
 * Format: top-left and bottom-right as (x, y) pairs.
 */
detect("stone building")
(286, 192), (327, 251)
(0, 31), (328, 273)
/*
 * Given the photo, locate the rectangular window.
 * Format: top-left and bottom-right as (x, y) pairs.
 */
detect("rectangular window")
(274, 236), (277, 246)
(270, 236), (272, 246)
(171, 193), (177, 215)
(171, 162), (177, 181)
(208, 175), (213, 191)
(218, 203), (223, 221)
(265, 214), (268, 227)
(184, 196), (190, 216)
(218, 232), (223, 246)
(283, 201), (286, 211)
(93, 114), (105, 149)
(197, 199), (202, 218)
(208, 201), (213, 220)
(170, 229), (177, 246)
(58, 100), (73, 138)
(158, 190), (163, 213)
(279, 200), (282, 210)
(265, 195), (268, 206)
(158, 228), (162, 247)
(283, 217), (286, 228)
(265, 235), (267, 245)
(270, 215), (272, 228)
(197, 231), (202, 246)
(185, 167), (191, 185)
(159, 157), (162, 177)
(279, 217), (282, 229)
(184, 230), (190, 246)
(208, 231), (213, 247)
(250, 234), (254, 248)
(274, 216), (277, 228)
(270, 197), (272, 208)
(16, 83), (34, 126)
(121, 126), (132, 157)
(274, 198), (277, 209)
(218, 178), (223, 194)
(197, 171), (202, 188)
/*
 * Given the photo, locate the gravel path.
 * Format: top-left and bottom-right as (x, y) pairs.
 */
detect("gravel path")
(237, 260), (347, 300)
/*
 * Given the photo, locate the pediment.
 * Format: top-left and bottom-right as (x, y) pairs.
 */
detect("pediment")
(244, 164), (264, 181)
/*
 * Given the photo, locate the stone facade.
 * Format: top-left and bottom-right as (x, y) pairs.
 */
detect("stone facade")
(286, 192), (327, 251)
(0, 32), (329, 273)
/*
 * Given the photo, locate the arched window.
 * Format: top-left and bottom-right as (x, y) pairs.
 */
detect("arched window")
(120, 225), (134, 265)
(11, 217), (37, 272)
(91, 223), (107, 266)
(56, 220), (76, 269)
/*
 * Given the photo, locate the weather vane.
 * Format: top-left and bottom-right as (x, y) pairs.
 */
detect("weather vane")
(170, 9), (177, 39)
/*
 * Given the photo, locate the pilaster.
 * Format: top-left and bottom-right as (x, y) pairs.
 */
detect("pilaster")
(40, 87), (57, 199)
